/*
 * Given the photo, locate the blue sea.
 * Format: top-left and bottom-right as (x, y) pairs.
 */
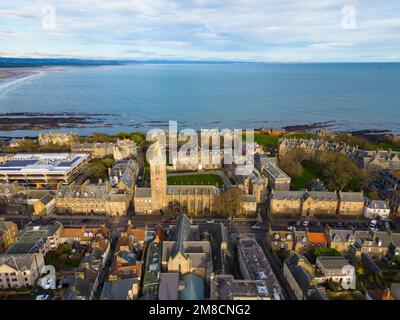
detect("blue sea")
(0, 63), (399, 136)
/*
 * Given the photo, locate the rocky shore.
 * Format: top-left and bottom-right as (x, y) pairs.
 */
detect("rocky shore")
(0, 113), (111, 131)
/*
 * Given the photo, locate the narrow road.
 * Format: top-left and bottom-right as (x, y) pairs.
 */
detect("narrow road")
(256, 234), (297, 300)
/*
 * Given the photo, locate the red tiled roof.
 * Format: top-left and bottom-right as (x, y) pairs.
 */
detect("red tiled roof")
(308, 232), (328, 244)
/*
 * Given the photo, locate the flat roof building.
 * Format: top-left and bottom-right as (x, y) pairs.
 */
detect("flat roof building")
(7, 222), (63, 255)
(210, 274), (273, 300)
(0, 153), (89, 186)
(237, 234), (283, 300)
(7, 229), (48, 255)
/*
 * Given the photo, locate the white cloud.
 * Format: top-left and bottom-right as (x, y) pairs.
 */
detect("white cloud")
(308, 42), (355, 49)
(0, 0), (399, 61)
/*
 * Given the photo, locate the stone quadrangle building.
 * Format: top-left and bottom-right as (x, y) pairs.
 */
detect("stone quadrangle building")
(134, 143), (220, 215)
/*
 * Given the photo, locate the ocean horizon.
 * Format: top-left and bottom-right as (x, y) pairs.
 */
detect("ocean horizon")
(0, 62), (399, 137)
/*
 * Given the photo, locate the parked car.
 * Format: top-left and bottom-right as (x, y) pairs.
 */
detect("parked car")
(370, 219), (378, 228)
(206, 219), (215, 224)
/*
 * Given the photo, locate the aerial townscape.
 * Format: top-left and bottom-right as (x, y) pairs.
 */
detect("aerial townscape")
(0, 128), (400, 301)
(1, 0), (400, 316)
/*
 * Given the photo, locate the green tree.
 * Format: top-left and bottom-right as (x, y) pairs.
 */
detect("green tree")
(393, 255), (400, 267)
(325, 279), (341, 292)
(115, 132), (132, 139)
(131, 131), (145, 145)
(92, 132), (113, 142)
(279, 148), (306, 177)
(2, 139), (38, 153)
(101, 157), (115, 168)
(309, 246), (341, 262)
(82, 159), (112, 182)
(314, 151), (370, 191)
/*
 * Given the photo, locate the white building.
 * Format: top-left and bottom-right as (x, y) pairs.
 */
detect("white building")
(364, 200), (391, 220)
(0, 153), (89, 186)
(315, 256), (356, 290)
(0, 253), (45, 289)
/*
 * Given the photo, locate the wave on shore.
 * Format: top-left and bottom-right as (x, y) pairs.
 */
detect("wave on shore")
(0, 70), (47, 94)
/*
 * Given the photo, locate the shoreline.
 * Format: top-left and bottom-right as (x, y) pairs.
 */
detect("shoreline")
(0, 115), (396, 140)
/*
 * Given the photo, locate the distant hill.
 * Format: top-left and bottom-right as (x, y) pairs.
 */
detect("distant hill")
(0, 57), (244, 68)
(0, 57), (125, 68)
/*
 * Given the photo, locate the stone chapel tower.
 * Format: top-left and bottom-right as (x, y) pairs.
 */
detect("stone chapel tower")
(149, 142), (167, 212)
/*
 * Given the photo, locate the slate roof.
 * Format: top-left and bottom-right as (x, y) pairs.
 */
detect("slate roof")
(307, 286), (328, 300)
(100, 278), (137, 300)
(329, 229), (355, 243)
(272, 191), (306, 201)
(179, 273), (205, 300)
(366, 200), (390, 210)
(374, 231), (392, 247)
(316, 256), (351, 270)
(285, 253), (314, 295)
(134, 187), (151, 198)
(264, 164), (290, 180)
(158, 273), (180, 300)
(170, 214), (195, 257)
(391, 233), (400, 247)
(339, 192), (364, 202)
(306, 191), (337, 201)
(40, 193), (54, 205)
(294, 230), (308, 244)
(0, 253), (35, 271)
(354, 230), (374, 248)
(65, 277), (93, 300)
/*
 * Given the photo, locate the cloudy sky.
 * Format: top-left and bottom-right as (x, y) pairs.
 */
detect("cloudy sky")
(1, 0), (400, 61)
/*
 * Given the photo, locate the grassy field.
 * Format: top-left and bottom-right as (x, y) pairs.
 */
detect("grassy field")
(370, 142), (400, 151)
(167, 173), (224, 187)
(292, 161), (322, 190)
(243, 133), (280, 148)
(283, 132), (317, 140)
